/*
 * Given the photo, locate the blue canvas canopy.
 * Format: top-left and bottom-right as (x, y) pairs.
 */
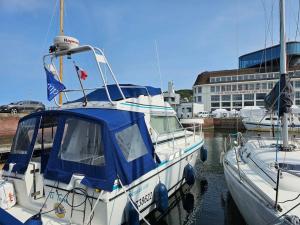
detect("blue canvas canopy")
(3, 108), (156, 191)
(71, 84), (161, 103)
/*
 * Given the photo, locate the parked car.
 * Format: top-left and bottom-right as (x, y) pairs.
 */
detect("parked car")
(0, 101), (45, 114)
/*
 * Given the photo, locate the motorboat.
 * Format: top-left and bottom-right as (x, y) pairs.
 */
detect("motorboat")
(242, 114), (300, 132)
(0, 36), (207, 225)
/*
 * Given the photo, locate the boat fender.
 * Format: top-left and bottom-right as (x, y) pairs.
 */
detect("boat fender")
(200, 146), (208, 162)
(182, 192), (194, 213)
(124, 202), (139, 225)
(154, 183), (169, 213)
(24, 214), (43, 225)
(183, 164), (195, 186)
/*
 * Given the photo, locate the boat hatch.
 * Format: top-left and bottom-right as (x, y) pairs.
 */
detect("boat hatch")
(3, 108), (156, 191)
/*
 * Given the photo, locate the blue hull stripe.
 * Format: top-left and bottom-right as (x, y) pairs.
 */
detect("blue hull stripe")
(120, 102), (173, 110)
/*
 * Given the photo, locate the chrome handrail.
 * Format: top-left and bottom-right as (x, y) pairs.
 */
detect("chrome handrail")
(153, 123), (203, 153)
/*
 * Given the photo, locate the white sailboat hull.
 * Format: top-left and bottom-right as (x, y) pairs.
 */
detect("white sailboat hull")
(223, 160), (286, 225)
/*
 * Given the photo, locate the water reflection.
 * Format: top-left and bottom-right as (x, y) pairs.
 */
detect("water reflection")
(145, 129), (247, 225)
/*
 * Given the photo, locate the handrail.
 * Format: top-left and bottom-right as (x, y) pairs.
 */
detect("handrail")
(153, 123), (203, 153)
(43, 45), (127, 106)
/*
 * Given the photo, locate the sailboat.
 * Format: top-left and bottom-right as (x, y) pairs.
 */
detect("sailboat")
(223, 0), (300, 224)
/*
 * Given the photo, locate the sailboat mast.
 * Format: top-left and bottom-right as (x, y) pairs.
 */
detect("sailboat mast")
(59, 0), (64, 105)
(279, 0), (289, 149)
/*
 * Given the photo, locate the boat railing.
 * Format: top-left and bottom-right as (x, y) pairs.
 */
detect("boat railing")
(154, 123), (203, 152)
(43, 45), (126, 107)
(224, 132), (246, 153)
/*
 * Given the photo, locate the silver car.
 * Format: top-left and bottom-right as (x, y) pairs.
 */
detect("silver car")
(0, 101), (45, 114)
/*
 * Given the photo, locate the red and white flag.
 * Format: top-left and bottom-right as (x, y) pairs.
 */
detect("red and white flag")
(75, 65), (88, 80)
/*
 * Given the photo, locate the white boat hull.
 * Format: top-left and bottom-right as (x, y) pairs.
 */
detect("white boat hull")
(243, 121), (300, 132)
(3, 139), (203, 225)
(223, 160), (285, 225)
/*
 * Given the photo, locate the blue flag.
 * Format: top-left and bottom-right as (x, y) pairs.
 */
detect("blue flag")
(45, 66), (66, 101)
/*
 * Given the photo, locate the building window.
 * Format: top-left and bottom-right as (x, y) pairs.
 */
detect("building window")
(268, 73), (273, 79)
(197, 96), (202, 103)
(296, 91), (300, 98)
(256, 83), (260, 90)
(244, 75), (249, 80)
(222, 95), (231, 101)
(221, 77), (226, 82)
(216, 77), (221, 82)
(295, 81), (300, 88)
(262, 74), (268, 79)
(268, 82), (273, 89)
(244, 94), (254, 100)
(211, 86), (215, 92)
(233, 102), (242, 107)
(244, 84), (248, 90)
(232, 94), (242, 101)
(232, 76), (237, 81)
(221, 85), (226, 92)
(238, 84), (243, 91)
(226, 85), (231, 91)
(198, 87), (202, 93)
(216, 86), (220, 92)
(256, 93), (266, 100)
(249, 83), (254, 90)
(222, 102), (231, 107)
(296, 100), (300, 105)
(244, 101), (254, 106)
(238, 76), (243, 81)
(262, 83), (267, 90)
(249, 74), (255, 80)
(211, 102), (220, 107)
(295, 71), (300, 77)
(256, 101), (265, 106)
(210, 77), (216, 83)
(211, 95), (220, 101)
(232, 84), (237, 91)
(226, 77), (231, 82)
(194, 88), (197, 94)
(256, 74), (262, 80)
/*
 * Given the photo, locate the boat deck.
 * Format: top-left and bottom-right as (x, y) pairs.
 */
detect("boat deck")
(225, 138), (300, 221)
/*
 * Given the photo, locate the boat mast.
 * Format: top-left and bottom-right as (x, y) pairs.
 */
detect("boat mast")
(280, 0), (289, 149)
(59, 0), (64, 106)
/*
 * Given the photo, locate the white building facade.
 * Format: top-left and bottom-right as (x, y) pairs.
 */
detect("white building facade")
(193, 69), (300, 112)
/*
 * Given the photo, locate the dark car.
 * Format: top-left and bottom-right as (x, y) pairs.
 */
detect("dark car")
(0, 101), (45, 114)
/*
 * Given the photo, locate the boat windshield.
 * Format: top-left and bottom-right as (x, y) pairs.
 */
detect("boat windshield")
(11, 118), (37, 154)
(150, 116), (182, 134)
(58, 117), (105, 166)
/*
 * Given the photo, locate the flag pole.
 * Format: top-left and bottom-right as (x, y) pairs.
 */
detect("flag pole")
(59, 0), (64, 106)
(73, 61), (88, 106)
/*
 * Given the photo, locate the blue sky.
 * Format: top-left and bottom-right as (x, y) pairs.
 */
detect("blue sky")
(0, 0), (299, 105)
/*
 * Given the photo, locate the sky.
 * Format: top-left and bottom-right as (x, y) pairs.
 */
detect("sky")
(0, 0), (300, 106)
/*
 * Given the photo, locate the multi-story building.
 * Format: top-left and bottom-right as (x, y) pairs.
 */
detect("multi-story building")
(163, 81), (180, 108)
(193, 42), (300, 112)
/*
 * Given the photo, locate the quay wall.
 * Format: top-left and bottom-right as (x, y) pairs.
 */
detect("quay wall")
(203, 117), (245, 131)
(0, 114), (25, 136)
